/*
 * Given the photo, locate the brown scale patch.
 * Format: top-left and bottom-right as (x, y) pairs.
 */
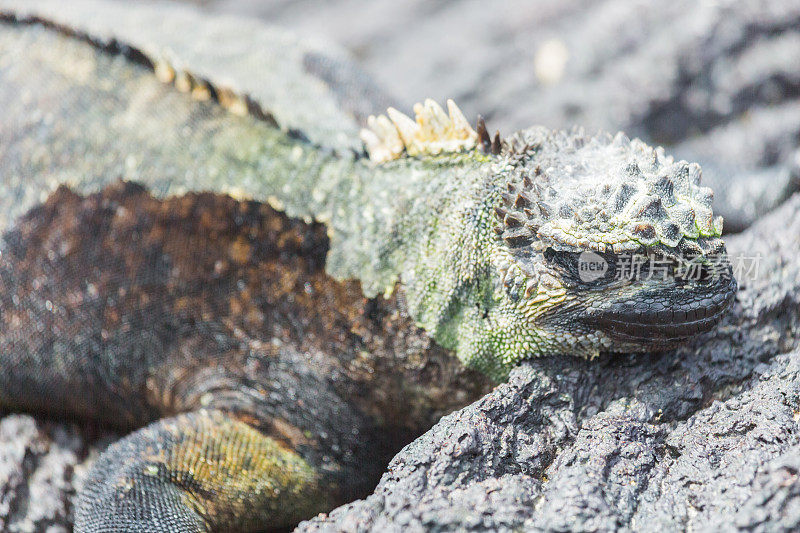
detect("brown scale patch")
(1, 179), (491, 443)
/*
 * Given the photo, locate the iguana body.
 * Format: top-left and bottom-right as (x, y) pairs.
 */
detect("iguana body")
(0, 1), (736, 530)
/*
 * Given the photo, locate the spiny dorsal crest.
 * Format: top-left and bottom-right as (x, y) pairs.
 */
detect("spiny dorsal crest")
(493, 129), (724, 255)
(360, 99), (479, 163)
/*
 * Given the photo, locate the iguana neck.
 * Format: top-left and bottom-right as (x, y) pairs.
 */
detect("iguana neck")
(313, 153), (502, 375)
(312, 152), (490, 284)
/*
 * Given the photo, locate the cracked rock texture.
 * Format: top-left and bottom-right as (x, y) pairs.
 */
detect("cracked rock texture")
(299, 194), (800, 531)
(0, 415), (107, 533)
(2, 0), (800, 530)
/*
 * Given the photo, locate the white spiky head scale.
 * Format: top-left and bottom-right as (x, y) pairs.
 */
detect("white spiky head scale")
(494, 127), (724, 255)
(360, 99), (478, 163)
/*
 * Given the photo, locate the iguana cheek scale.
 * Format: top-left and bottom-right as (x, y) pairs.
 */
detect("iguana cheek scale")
(0, 1), (736, 531)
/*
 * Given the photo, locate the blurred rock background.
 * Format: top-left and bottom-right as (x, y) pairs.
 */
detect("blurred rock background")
(184, 0), (800, 232)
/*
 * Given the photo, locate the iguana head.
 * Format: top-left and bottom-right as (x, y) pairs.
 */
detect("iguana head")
(361, 100), (737, 379)
(490, 127), (737, 360)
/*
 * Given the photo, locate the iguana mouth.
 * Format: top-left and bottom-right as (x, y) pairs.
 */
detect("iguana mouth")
(584, 277), (737, 343)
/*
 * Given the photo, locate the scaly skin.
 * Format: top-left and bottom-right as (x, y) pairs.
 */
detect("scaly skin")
(0, 1), (736, 531)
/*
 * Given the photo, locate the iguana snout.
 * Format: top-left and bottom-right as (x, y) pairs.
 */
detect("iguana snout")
(579, 244), (737, 345)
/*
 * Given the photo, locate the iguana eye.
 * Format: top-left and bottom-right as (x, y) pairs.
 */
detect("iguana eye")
(544, 248), (618, 284)
(543, 247), (573, 268)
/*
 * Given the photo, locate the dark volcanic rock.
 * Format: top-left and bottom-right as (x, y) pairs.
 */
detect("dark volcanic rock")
(0, 415), (108, 532)
(299, 195), (800, 531)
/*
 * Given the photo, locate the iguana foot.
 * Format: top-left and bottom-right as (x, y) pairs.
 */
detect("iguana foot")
(75, 409), (328, 532)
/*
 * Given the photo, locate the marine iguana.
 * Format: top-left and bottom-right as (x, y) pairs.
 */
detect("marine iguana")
(0, 0), (736, 530)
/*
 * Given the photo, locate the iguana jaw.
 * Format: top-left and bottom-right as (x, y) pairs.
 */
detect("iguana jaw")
(525, 240), (738, 355)
(584, 300), (731, 343)
(580, 269), (737, 345)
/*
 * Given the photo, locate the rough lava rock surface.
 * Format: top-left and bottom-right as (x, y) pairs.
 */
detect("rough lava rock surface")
(300, 194), (800, 532)
(0, 415), (109, 532)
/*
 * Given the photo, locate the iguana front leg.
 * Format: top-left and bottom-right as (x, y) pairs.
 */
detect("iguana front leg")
(76, 409), (328, 532)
